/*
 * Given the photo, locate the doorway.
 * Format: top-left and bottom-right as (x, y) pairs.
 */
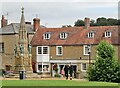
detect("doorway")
(73, 65), (77, 78)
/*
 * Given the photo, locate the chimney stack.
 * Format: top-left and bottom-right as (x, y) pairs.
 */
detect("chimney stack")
(1, 15), (8, 28)
(84, 17), (90, 29)
(33, 18), (40, 32)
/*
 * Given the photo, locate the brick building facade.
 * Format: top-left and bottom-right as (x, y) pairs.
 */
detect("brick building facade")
(31, 18), (120, 78)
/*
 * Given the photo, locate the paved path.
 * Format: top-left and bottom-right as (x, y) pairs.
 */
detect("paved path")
(0, 77), (87, 81)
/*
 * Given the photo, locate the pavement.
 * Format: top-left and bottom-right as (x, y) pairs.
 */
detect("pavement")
(0, 77), (87, 81)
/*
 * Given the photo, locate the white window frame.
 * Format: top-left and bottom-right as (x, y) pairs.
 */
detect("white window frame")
(83, 45), (91, 55)
(60, 32), (68, 39)
(37, 46), (49, 55)
(88, 32), (94, 38)
(37, 47), (42, 54)
(43, 33), (50, 39)
(81, 63), (87, 72)
(105, 31), (112, 38)
(56, 46), (63, 56)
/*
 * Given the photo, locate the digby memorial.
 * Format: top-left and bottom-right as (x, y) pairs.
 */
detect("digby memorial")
(14, 8), (33, 73)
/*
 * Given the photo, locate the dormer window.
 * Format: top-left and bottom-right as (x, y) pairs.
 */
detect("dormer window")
(105, 31), (111, 37)
(88, 32), (94, 38)
(60, 32), (68, 39)
(43, 33), (50, 40)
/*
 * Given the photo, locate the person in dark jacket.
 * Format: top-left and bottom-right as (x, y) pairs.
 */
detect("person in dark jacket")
(2, 69), (6, 77)
(64, 65), (69, 80)
(69, 65), (73, 80)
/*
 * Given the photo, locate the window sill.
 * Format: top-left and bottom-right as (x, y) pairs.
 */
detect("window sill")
(56, 54), (63, 56)
(37, 54), (49, 55)
(83, 54), (89, 56)
(105, 36), (111, 38)
(44, 39), (50, 40)
(88, 37), (94, 38)
(60, 38), (67, 40)
(81, 70), (86, 72)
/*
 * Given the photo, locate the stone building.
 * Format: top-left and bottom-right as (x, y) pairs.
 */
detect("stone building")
(31, 18), (120, 78)
(0, 10), (44, 71)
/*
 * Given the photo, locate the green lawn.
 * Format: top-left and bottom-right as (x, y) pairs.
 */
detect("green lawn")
(2, 80), (119, 86)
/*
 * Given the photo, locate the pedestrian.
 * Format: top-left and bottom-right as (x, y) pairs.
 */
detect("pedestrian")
(69, 65), (73, 80)
(60, 67), (64, 77)
(2, 69), (6, 78)
(64, 65), (69, 80)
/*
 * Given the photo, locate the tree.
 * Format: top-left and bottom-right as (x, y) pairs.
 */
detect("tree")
(87, 41), (120, 82)
(74, 19), (84, 26)
(74, 17), (119, 27)
(62, 25), (72, 28)
(96, 17), (107, 26)
(90, 19), (97, 26)
(117, 19), (120, 25)
(107, 18), (118, 26)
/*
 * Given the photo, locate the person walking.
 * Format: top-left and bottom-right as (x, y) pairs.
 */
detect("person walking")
(60, 67), (64, 77)
(2, 69), (6, 78)
(64, 65), (69, 80)
(69, 65), (73, 80)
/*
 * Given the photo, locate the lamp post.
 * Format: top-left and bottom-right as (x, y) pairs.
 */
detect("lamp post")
(88, 45), (91, 65)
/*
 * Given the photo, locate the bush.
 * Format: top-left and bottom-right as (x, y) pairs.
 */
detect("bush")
(87, 41), (120, 83)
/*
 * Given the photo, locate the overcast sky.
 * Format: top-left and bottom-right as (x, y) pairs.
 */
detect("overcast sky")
(0, 0), (120, 28)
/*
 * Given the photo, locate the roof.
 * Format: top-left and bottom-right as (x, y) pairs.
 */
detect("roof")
(0, 23), (46, 35)
(31, 26), (119, 46)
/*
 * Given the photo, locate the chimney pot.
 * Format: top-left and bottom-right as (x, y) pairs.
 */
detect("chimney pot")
(1, 15), (8, 28)
(33, 18), (40, 32)
(84, 17), (90, 29)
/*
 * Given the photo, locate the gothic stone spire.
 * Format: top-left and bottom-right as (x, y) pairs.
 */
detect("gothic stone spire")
(14, 7), (33, 73)
(18, 7), (28, 54)
(20, 7), (25, 25)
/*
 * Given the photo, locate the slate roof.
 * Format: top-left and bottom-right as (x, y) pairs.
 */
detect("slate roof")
(31, 26), (119, 46)
(0, 23), (46, 34)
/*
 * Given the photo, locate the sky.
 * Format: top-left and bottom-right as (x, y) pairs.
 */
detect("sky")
(0, 0), (120, 28)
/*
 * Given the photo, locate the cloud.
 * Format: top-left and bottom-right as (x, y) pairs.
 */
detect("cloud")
(1, 1), (118, 28)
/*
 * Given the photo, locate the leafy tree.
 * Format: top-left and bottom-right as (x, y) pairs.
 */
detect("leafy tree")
(96, 17), (107, 26)
(74, 17), (119, 26)
(62, 25), (66, 28)
(118, 19), (120, 25)
(107, 18), (118, 26)
(74, 19), (84, 26)
(87, 41), (120, 83)
(90, 19), (98, 26)
(62, 25), (72, 28)
(67, 25), (72, 27)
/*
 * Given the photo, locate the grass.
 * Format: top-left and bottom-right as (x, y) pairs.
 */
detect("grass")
(2, 80), (119, 86)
